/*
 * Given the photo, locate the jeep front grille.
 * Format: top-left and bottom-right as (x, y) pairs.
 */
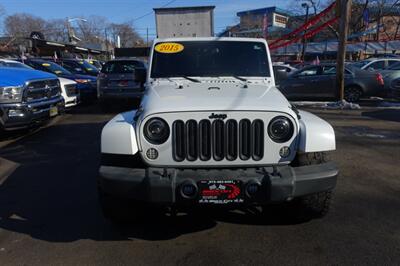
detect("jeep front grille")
(172, 119), (264, 162)
(24, 79), (60, 103)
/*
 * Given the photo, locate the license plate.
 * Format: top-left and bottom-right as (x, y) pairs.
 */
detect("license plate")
(198, 180), (244, 204)
(49, 106), (58, 117)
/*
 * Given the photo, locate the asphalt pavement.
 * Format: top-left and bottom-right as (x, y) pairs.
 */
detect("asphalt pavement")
(0, 103), (399, 265)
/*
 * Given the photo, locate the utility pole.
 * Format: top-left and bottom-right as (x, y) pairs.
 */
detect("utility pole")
(301, 3), (310, 62)
(336, 0), (352, 101)
(146, 27), (149, 47)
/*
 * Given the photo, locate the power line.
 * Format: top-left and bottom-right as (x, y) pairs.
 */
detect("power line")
(132, 0), (177, 22)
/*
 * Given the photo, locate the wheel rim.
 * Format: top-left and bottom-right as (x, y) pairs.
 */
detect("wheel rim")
(345, 87), (360, 102)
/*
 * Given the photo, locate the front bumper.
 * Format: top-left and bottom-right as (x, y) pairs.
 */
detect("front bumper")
(0, 97), (64, 130)
(98, 162), (338, 205)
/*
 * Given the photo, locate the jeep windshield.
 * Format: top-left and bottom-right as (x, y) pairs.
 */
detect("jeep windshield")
(151, 41), (270, 78)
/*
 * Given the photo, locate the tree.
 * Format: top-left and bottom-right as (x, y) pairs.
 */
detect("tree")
(4, 13), (47, 38)
(107, 22), (143, 47)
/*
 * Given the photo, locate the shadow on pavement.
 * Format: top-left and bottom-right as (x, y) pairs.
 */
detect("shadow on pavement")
(362, 109), (400, 122)
(0, 119), (306, 243)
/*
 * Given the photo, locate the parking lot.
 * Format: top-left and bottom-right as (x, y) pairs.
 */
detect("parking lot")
(0, 102), (399, 265)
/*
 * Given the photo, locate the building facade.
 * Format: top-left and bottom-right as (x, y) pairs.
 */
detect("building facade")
(154, 6), (215, 38)
(222, 7), (291, 38)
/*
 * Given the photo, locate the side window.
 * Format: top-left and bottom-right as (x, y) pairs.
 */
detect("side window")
(322, 66), (336, 75)
(388, 60), (400, 68)
(297, 67), (319, 76)
(367, 61), (385, 70)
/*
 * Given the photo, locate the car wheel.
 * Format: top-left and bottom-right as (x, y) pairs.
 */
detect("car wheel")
(344, 86), (362, 102)
(294, 152), (333, 219)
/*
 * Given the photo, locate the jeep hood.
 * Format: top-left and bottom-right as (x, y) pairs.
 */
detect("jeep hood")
(141, 82), (294, 117)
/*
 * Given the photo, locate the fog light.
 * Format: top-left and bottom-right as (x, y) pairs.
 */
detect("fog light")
(245, 181), (261, 198)
(279, 146), (291, 158)
(181, 182), (198, 199)
(146, 148), (158, 160)
(8, 109), (24, 117)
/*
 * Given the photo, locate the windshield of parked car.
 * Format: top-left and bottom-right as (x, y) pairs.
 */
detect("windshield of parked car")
(151, 41), (270, 78)
(0, 61), (32, 69)
(102, 60), (144, 74)
(38, 61), (72, 75)
(77, 60), (99, 74)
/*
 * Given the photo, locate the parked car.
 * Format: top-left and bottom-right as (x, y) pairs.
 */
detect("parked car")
(351, 58), (400, 71)
(97, 58), (147, 104)
(22, 59), (97, 101)
(86, 59), (104, 70)
(1, 59), (79, 108)
(377, 61), (400, 98)
(58, 78), (79, 108)
(57, 58), (99, 77)
(279, 64), (385, 102)
(0, 67), (64, 131)
(98, 38), (338, 222)
(272, 63), (297, 85)
(0, 58), (32, 69)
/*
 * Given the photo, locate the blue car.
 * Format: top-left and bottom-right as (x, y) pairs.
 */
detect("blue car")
(22, 59), (98, 101)
(0, 67), (64, 130)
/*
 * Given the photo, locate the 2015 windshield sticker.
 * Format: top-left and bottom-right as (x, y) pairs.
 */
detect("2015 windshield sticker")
(154, 43), (184, 54)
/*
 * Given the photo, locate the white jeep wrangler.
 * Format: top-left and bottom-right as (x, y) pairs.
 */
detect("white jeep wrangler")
(98, 38), (338, 220)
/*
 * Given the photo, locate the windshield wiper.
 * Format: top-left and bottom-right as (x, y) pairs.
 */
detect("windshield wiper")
(232, 75), (248, 82)
(180, 76), (201, 83)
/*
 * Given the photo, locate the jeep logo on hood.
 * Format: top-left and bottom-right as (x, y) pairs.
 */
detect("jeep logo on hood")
(209, 113), (227, 120)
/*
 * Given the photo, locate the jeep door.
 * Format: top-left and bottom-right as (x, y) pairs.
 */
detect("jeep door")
(279, 66), (321, 100)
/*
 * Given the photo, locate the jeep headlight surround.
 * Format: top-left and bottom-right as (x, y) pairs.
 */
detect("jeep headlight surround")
(0, 85), (23, 103)
(144, 117), (170, 145)
(268, 116), (294, 143)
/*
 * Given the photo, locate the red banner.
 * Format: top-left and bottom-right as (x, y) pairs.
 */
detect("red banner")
(269, 1), (337, 47)
(269, 16), (339, 50)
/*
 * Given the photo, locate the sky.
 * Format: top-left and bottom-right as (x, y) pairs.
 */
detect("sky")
(0, 0), (287, 37)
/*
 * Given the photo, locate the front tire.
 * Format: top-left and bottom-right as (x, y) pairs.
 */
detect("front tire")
(344, 86), (362, 102)
(292, 152), (334, 219)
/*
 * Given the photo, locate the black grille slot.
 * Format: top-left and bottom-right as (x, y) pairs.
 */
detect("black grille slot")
(226, 119), (238, 161)
(172, 118), (264, 162)
(172, 120), (185, 162)
(212, 120), (225, 161)
(239, 119), (252, 160)
(252, 120), (264, 161)
(185, 120), (198, 161)
(199, 120), (211, 161)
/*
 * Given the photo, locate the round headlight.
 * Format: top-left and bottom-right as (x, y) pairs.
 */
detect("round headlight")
(144, 118), (170, 144)
(268, 116), (294, 143)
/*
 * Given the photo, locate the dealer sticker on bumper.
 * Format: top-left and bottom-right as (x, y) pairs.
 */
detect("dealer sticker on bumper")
(198, 180), (244, 204)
